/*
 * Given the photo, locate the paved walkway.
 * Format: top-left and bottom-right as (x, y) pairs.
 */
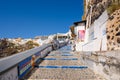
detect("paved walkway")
(26, 45), (106, 80)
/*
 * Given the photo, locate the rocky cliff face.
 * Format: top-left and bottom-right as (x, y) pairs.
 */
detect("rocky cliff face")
(0, 39), (18, 58)
(106, 9), (120, 50)
(86, 0), (120, 24)
(84, 0), (120, 51)
(91, 0), (112, 23)
(0, 39), (39, 58)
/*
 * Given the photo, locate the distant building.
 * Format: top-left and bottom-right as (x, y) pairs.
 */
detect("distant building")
(56, 33), (68, 41)
(35, 36), (48, 40)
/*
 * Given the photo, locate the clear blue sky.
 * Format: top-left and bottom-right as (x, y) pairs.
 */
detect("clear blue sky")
(0, 0), (83, 38)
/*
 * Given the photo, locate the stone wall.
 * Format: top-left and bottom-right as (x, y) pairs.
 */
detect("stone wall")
(106, 9), (120, 51)
(80, 50), (120, 80)
(90, 0), (112, 24)
(0, 66), (18, 80)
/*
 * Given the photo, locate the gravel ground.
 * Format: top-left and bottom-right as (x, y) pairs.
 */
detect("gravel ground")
(25, 46), (106, 80)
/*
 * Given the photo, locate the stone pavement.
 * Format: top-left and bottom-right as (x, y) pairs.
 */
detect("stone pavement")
(25, 45), (106, 80)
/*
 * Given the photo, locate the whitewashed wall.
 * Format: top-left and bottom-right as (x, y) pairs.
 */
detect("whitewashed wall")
(94, 10), (108, 39)
(82, 38), (101, 51)
(81, 10), (108, 51)
(88, 24), (94, 41)
(101, 35), (107, 51)
(84, 29), (89, 43)
(75, 42), (84, 51)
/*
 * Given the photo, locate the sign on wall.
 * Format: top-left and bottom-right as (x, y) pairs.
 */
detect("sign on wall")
(78, 30), (85, 41)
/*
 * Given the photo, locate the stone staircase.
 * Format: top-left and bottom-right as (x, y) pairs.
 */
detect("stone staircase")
(25, 46), (106, 80)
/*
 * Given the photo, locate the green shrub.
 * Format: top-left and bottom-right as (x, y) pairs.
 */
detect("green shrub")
(107, 3), (120, 15)
(70, 26), (76, 38)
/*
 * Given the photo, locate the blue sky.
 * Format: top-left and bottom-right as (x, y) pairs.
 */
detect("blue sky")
(0, 0), (83, 38)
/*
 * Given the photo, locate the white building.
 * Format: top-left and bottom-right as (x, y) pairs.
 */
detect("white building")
(73, 21), (86, 51)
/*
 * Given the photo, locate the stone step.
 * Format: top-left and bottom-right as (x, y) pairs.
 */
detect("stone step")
(39, 60), (83, 66)
(27, 68), (101, 80)
(25, 45), (106, 80)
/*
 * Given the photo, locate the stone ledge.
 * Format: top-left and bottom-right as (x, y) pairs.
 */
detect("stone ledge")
(79, 50), (120, 80)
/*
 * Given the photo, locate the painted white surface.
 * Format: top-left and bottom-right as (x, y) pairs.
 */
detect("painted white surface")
(80, 11), (108, 51)
(81, 35), (107, 51)
(76, 26), (85, 30)
(100, 22), (107, 37)
(94, 10), (108, 39)
(82, 38), (101, 51)
(94, 21), (100, 39)
(84, 29), (89, 43)
(101, 35), (107, 51)
(88, 25), (94, 41)
(75, 42), (85, 51)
